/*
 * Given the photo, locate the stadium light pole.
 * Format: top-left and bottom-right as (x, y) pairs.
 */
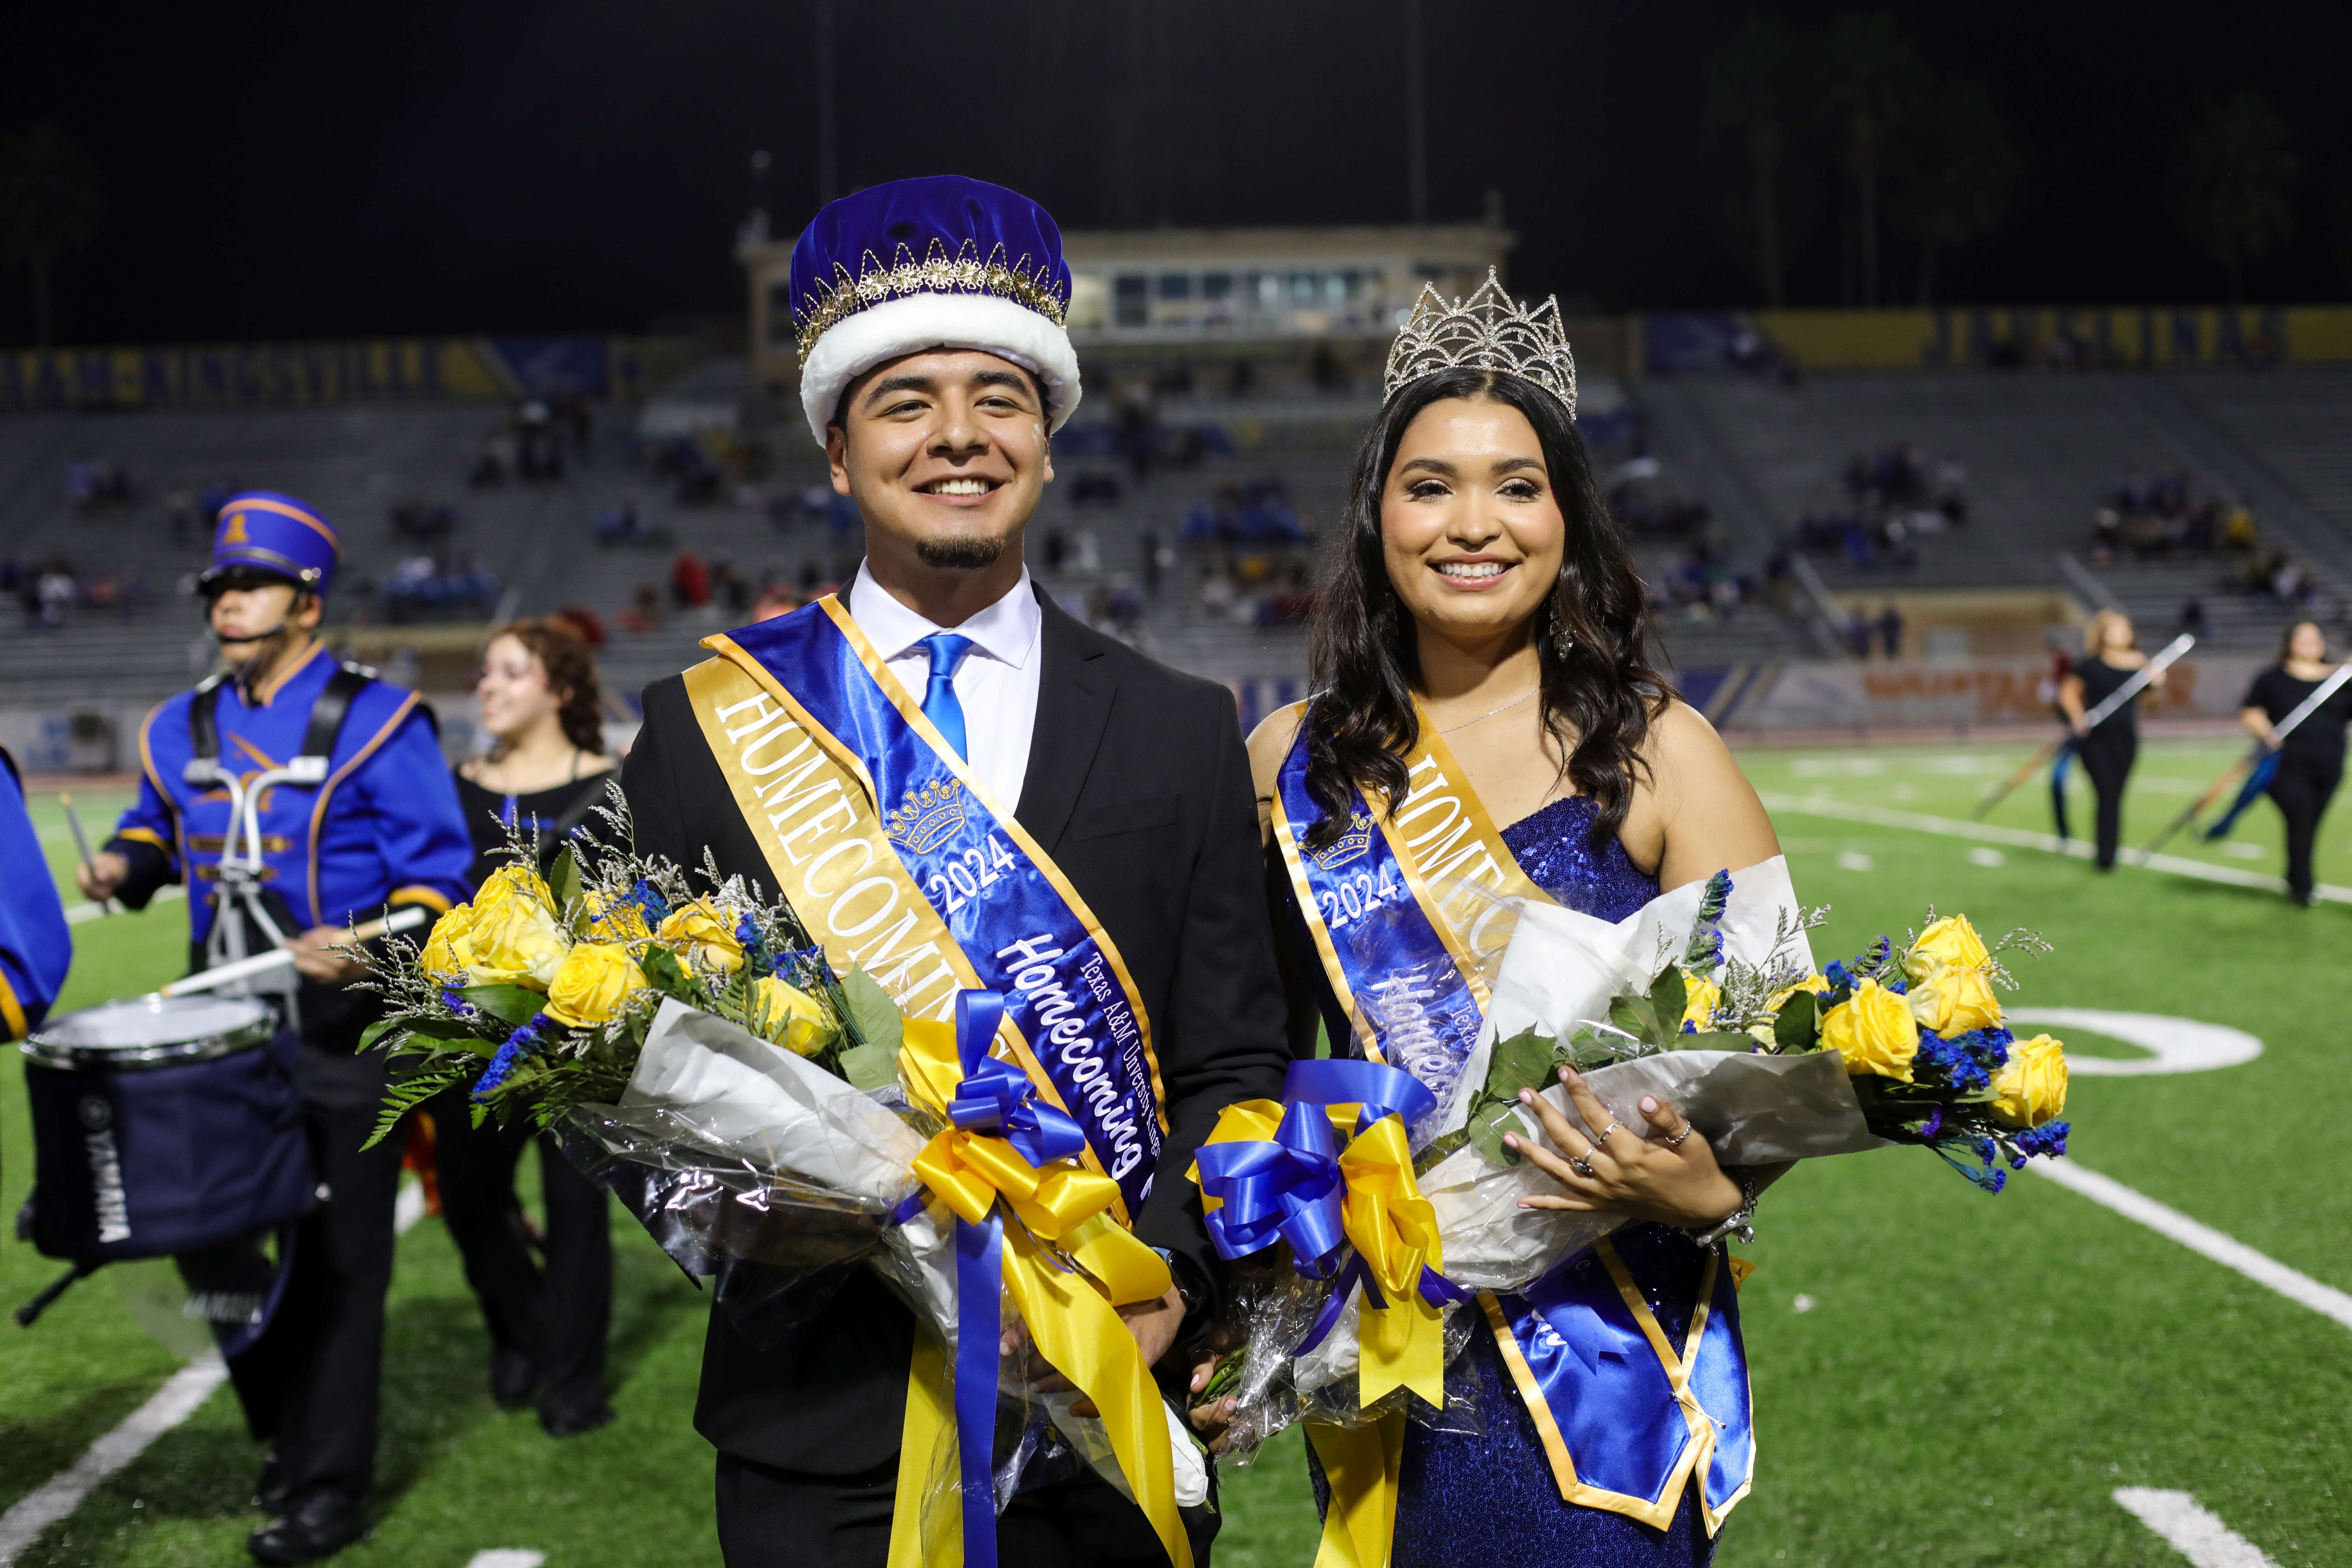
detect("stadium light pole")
(1404, 0), (1429, 223)
(815, 0), (839, 207)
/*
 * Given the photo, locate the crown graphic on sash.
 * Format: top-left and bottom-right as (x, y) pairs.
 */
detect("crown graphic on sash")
(1307, 811), (1375, 872)
(883, 777), (970, 855)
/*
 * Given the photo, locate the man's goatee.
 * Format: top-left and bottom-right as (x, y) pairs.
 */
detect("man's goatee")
(915, 536), (1006, 570)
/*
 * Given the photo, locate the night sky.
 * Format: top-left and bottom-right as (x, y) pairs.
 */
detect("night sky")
(6, 0), (2350, 346)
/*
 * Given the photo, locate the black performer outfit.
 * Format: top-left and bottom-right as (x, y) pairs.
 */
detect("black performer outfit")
(2072, 656), (2141, 870)
(620, 583), (1291, 1568)
(428, 768), (616, 1433)
(2243, 666), (2352, 903)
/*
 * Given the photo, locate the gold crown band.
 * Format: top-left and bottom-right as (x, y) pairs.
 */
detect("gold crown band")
(794, 239), (1069, 366)
(1382, 267), (1577, 417)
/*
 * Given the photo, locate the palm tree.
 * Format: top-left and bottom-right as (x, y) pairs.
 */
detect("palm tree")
(1705, 14), (1801, 308)
(2170, 92), (2300, 301)
(1889, 78), (2022, 306)
(1812, 13), (1929, 308)
(0, 124), (105, 347)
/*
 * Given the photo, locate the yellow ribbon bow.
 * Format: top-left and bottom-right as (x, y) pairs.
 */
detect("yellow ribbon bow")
(887, 1017), (1189, 1568)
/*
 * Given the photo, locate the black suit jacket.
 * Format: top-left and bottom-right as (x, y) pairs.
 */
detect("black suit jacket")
(620, 585), (1291, 1474)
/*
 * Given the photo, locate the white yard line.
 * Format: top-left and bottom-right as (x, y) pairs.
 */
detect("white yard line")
(2029, 1160), (2352, 1332)
(64, 886), (184, 926)
(0, 1179), (432, 1563)
(465, 1553), (546, 1568)
(2113, 1489), (2279, 1567)
(1754, 792), (2352, 904)
(0, 1355), (228, 1564)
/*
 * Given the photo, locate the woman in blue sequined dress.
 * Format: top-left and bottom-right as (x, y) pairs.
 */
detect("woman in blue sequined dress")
(1210, 308), (1793, 1565)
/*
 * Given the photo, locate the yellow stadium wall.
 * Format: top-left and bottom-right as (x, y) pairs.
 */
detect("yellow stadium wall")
(1746, 304), (2352, 370)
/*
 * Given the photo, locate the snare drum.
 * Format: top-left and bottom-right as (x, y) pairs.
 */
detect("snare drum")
(22, 994), (316, 1264)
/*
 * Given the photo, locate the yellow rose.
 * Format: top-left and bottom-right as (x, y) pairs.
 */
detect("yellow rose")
(1905, 914), (1990, 983)
(473, 862), (556, 918)
(657, 899), (744, 974)
(1989, 1034), (2068, 1127)
(545, 942), (648, 1027)
(1769, 972), (1832, 1011)
(1925, 962), (2003, 1034)
(465, 893), (572, 989)
(1680, 974), (1722, 1032)
(419, 902), (478, 979)
(1819, 978), (1920, 1083)
(580, 888), (651, 944)
(753, 976), (836, 1057)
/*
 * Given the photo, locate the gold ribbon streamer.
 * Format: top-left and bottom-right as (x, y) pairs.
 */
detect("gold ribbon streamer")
(888, 1019), (1189, 1568)
(1306, 1414), (1405, 1568)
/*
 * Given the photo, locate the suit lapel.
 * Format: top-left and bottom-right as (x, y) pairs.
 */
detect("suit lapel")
(1015, 590), (1112, 853)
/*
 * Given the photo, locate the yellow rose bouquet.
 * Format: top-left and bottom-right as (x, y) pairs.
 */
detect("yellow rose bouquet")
(357, 790), (870, 1147)
(1441, 874), (2072, 1196)
(356, 789), (1209, 1552)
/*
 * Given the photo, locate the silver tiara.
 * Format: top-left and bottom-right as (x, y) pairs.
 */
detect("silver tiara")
(1381, 267), (1576, 417)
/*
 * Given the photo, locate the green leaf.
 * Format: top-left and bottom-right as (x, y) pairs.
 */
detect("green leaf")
(1468, 1100), (1524, 1167)
(548, 846), (582, 911)
(1608, 996), (1655, 1044)
(1773, 989), (1819, 1053)
(1672, 1030), (1760, 1053)
(839, 966), (905, 1056)
(636, 944), (701, 1003)
(460, 984), (547, 1027)
(1649, 967), (1691, 1032)
(1484, 1027), (1560, 1101)
(361, 1060), (472, 1149)
(358, 1017), (403, 1054)
(837, 1038), (902, 1093)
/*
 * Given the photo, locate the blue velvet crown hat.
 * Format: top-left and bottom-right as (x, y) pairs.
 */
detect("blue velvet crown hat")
(202, 490), (342, 593)
(790, 175), (1081, 442)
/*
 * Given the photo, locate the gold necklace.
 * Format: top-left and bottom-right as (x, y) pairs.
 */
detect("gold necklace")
(1436, 685), (1539, 735)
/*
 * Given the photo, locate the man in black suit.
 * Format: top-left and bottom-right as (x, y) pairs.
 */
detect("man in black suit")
(620, 176), (1289, 1567)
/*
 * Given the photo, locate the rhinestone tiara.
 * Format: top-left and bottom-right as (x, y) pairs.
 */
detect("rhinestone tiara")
(1381, 267), (1576, 417)
(794, 238), (1067, 366)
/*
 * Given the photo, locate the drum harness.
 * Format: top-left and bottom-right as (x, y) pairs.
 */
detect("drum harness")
(181, 664), (373, 1034)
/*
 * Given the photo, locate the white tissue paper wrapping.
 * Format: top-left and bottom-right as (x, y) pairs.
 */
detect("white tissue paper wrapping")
(619, 999), (1208, 1506)
(1299, 856), (1884, 1390)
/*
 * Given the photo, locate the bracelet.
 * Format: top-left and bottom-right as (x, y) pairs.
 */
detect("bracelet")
(1686, 1170), (1760, 1249)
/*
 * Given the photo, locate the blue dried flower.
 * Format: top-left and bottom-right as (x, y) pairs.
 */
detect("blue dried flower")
(441, 987), (477, 1018)
(1823, 959), (1851, 990)
(628, 878), (670, 919)
(473, 1013), (553, 1100)
(2014, 1121), (2070, 1161)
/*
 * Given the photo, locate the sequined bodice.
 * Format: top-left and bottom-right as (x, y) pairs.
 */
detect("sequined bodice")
(1498, 795), (1658, 920)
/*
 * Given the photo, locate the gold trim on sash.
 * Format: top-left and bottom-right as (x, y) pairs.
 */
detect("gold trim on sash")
(1479, 1239), (1718, 1533)
(1274, 699), (1558, 1058)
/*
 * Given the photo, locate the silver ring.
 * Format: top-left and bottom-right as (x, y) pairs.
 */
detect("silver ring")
(1593, 1121), (1622, 1147)
(1662, 1125), (1694, 1148)
(1568, 1152), (1596, 1179)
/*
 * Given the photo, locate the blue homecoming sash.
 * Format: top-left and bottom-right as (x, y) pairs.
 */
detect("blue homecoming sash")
(690, 597), (1167, 1213)
(1274, 707), (1754, 1535)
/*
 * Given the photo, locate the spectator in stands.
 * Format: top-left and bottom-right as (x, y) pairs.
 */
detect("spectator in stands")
(752, 579), (800, 621)
(620, 582), (661, 635)
(671, 550), (711, 609)
(1875, 603), (1905, 659)
(2179, 598), (2210, 640)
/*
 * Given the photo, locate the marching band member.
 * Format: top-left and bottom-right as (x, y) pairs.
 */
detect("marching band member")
(0, 746), (72, 1040)
(2058, 610), (2161, 872)
(76, 491), (473, 1565)
(2240, 620), (2352, 906)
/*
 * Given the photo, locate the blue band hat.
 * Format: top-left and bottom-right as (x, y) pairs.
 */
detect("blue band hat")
(201, 490), (341, 594)
(790, 175), (1082, 442)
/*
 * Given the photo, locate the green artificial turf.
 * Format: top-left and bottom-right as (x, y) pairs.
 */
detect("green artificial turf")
(4, 743), (2346, 1565)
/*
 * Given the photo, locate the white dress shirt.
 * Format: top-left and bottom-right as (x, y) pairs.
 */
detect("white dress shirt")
(846, 561), (1041, 810)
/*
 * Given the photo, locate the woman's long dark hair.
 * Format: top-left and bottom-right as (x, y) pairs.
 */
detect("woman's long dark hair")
(1301, 367), (1672, 852)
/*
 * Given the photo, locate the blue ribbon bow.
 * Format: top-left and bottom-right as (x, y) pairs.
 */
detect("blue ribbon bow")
(942, 990), (1088, 1169)
(1191, 1058), (1468, 1357)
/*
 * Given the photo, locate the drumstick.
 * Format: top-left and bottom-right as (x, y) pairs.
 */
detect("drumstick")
(59, 793), (113, 916)
(161, 905), (432, 996)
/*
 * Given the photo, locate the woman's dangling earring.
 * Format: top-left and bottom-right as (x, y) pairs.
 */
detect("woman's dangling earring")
(1547, 599), (1575, 659)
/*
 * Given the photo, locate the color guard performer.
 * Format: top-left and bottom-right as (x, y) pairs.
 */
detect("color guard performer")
(76, 492), (473, 1564)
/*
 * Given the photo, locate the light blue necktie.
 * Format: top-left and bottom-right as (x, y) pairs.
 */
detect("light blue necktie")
(919, 632), (975, 761)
